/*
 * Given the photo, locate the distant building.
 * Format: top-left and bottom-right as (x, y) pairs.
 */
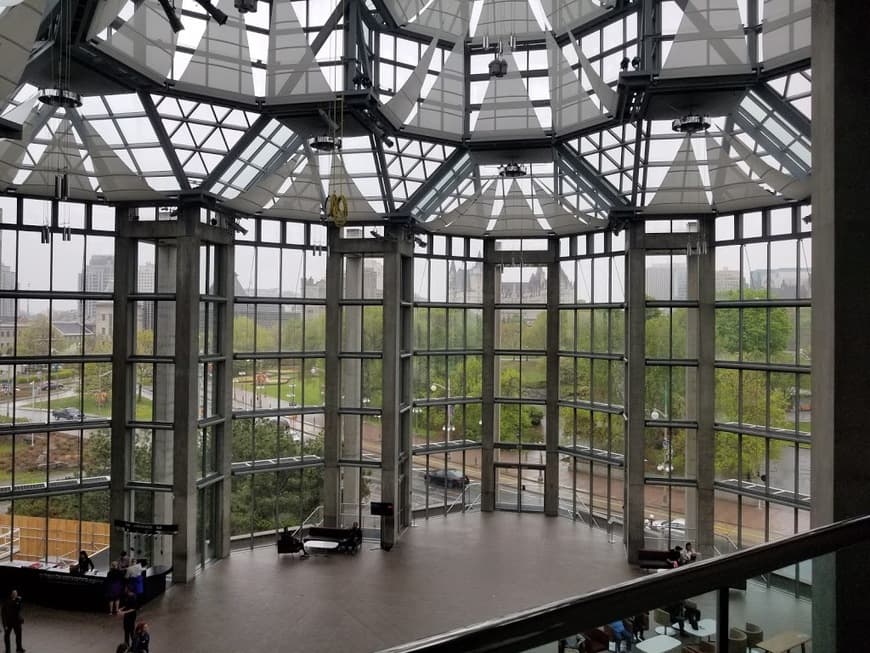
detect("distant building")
(80, 254), (114, 324)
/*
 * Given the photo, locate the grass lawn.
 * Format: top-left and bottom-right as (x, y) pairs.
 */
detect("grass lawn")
(237, 376), (324, 406)
(33, 396), (153, 421)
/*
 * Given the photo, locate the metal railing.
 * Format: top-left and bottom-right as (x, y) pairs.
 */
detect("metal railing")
(445, 482), (482, 516)
(378, 514), (870, 653)
(294, 505), (324, 538)
(0, 527), (19, 560)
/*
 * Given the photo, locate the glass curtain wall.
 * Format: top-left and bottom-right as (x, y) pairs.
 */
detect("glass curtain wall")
(558, 231), (627, 525)
(642, 220), (701, 548)
(493, 240), (549, 512)
(412, 236), (484, 515)
(0, 197), (114, 563)
(713, 206), (812, 553)
(230, 219), (327, 546)
(338, 232), (385, 528)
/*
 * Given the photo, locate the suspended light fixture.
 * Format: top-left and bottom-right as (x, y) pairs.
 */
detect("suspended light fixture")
(488, 40), (507, 78)
(234, 0), (257, 12)
(671, 115), (711, 134)
(310, 135), (342, 152)
(499, 162), (527, 178)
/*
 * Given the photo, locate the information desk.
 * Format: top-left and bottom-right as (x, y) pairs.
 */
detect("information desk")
(0, 562), (171, 612)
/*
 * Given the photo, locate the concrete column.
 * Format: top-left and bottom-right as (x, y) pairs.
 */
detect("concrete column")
(380, 226), (409, 547)
(323, 226), (342, 526)
(341, 254), (364, 516)
(544, 237), (560, 516)
(811, 3), (870, 649)
(686, 221), (715, 556)
(625, 222), (646, 563)
(151, 236), (177, 568)
(480, 239), (496, 511)
(216, 241), (234, 559)
(170, 211), (201, 582)
(109, 208), (136, 562)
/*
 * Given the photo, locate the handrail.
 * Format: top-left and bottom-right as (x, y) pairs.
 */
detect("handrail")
(445, 482), (481, 516)
(378, 513), (870, 653)
(294, 505), (324, 538)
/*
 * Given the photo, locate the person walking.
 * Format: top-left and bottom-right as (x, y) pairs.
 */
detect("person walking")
(1, 589), (24, 653)
(117, 587), (138, 648)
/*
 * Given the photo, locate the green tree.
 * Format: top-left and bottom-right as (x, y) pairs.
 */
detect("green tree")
(716, 289), (791, 355)
(16, 315), (55, 356)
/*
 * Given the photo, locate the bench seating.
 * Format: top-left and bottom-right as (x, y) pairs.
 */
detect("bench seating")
(637, 549), (676, 570)
(276, 531), (304, 555)
(303, 526), (362, 554)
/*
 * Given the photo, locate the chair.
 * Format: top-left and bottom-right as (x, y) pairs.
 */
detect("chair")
(744, 622), (764, 652)
(653, 608), (678, 636)
(728, 627), (748, 653)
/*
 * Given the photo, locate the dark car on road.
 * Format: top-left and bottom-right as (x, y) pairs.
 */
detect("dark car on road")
(52, 407), (82, 420)
(424, 468), (470, 489)
(40, 381), (64, 391)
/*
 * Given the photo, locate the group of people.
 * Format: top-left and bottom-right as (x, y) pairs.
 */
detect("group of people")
(665, 541), (698, 568)
(105, 551), (150, 653)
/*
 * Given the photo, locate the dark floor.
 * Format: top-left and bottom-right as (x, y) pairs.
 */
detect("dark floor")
(19, 513), (642, 653)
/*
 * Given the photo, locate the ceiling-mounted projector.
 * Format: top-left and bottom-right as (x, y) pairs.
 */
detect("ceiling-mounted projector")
(671, 115), (711, 134)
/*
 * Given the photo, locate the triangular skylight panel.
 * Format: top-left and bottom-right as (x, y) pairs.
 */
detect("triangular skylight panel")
(548, 35), (611, 135)
(0, 0), (44, 108)
(646, 136), (712, 213)
(724, 132), (810, 200)
(267, 159), (326, 219)
(385, 0), (469, 37)
(472, 48), (545, 139)
(384, 36), (439, 127)
(539, 0), (608, 32)
(268, 0), (332, 100)
(427, 179), (498, 234)
(18, 119), (95, 199)
(475, 0), (542, 38)
(762, 0), (810, 68)
(179, 6), (255, 99)
(0, 96), (51, 189)
(73, 113), (163, 201)
(87, 0), (128, 40)
(405, 40), (465, 138)
(706, 135), (788, 211)
(662, 0), (750, 78)
(93, 0), (177, 81)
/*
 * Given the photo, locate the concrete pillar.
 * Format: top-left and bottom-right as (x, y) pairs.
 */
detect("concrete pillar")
(481, 239), (496, 511)
(170, 211), (201, 581)
(686, 221), (716, 556)
(323, 226), (342, 526)
(625, 222), (646, 563)
(109, 208), (136, 562)
(811, 3), (870, 649)
(341, 254), (364, 515)
(215, 241), (234, 559)
(545, 237), (560, 516)
(379, 226), (409, 547)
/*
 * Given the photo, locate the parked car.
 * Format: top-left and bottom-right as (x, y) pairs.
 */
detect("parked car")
(52, 407), (82, 420)
(652, 518), (686, 534)
(40, 381), (64, 391)
(424, 468), (470, 489)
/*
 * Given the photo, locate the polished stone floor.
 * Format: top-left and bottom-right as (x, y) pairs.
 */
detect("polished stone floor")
(15, 513), (812, 652)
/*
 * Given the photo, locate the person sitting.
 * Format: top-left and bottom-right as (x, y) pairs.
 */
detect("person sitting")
(665, 600), (700, 635)
(680, 542), (698, 564)
(557, 633), (585, 652)
(277, 527), (304, 555)
(665, 546), (682, 568)
(608, 620), (632, 652)
(631, 613), (648, 641)
(346, 521), (363, 554)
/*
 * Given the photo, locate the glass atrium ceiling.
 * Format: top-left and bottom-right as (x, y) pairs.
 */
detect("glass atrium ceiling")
(0, 0), (811, 236)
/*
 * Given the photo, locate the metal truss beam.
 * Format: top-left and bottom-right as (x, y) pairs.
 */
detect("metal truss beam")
(139, 91), (190, 191)
(400, 147), (473, 217)
(753, 82), (811, 141)
(554, 142), (628, 210)
(202, 114), (272, 191)
(372, 133), (395, 214)
(732, 108), (810, 178)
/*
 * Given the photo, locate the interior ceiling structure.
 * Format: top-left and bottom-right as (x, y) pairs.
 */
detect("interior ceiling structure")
(0, 0), (812, 237)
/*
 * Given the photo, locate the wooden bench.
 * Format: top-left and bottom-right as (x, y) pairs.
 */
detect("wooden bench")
(638, 549), (676, 570)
